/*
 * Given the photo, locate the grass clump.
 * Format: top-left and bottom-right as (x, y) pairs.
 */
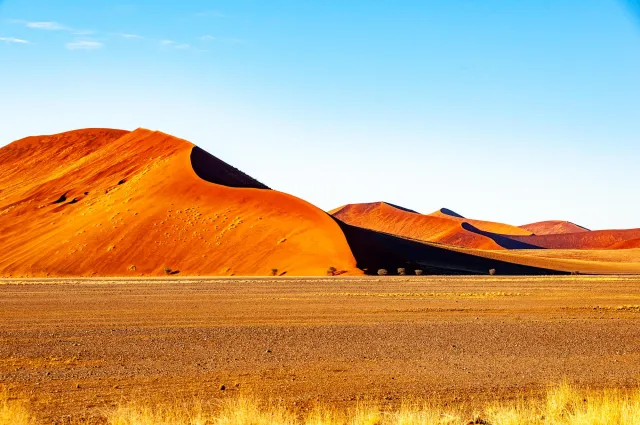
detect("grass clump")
(0, 388), (34, 425)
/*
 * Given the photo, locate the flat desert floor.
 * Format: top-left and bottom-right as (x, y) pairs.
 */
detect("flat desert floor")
(1, 276), (640, 423)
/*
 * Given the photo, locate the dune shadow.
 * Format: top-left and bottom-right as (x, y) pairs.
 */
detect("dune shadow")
(52, 193), (67, 204)
(334, 218), (566, 275)
(439, 208), (465, 218)
(461, 222), (543, 250)
(190, 146), (270, 189)
(385, 202), (419, 213)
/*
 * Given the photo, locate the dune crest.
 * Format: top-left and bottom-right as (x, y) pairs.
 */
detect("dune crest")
(521, 220), (590, 235)
(0, 128), (358, 277)
(331, 202), (531, 250)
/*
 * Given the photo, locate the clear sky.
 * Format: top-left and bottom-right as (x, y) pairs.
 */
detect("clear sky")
(1, 0), (639, 230)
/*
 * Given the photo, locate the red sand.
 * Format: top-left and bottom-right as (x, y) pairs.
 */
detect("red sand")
(508, 229), (640, 250)
(0, 128), (358, 277)
(331, 202), (530, 250)
(520, 220), (589, 235)
(608, 238), (640, 249)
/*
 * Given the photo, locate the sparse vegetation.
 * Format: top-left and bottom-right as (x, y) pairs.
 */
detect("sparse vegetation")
(489, 268), (496, 276)
(397, 267), (406, 276)
(415, 269), (423, 276)
(3, 383), (640, 425)
(377, 269), (388, 276)
(327, 266), (338, 276)
(163, 267), (172, 275)
(271, 268), (279, 276)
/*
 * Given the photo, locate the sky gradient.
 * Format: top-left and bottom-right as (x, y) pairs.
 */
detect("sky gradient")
(1, 0), (639, 230)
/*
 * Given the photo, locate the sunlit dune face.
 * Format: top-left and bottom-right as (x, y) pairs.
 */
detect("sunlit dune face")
(0, 128), (358, 277)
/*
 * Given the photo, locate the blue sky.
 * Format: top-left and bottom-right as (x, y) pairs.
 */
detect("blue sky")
(1, 0), (639, 230)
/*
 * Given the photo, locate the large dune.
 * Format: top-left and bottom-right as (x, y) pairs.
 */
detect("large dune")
(0, 128), (358, 277)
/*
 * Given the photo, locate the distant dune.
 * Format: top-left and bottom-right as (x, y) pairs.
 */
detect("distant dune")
(507, 229), (640, 250)
(0, 128), (358, 277)
(521, 220), (590, 235)
(331, 202), (531, 250)
(330, 202), (640, 274)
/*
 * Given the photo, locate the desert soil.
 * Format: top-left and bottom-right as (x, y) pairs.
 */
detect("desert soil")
(1, 276), (640, 423)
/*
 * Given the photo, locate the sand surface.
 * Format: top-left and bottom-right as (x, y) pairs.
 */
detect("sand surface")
(2, 276), (640, 423)
(520, 220), (589, 235)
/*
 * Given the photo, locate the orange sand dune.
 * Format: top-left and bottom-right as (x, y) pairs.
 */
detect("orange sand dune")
(427, 208), (532, 237)
(508, 228), (640, 250)
(331, 202), (532, 250)
(520, 220), (590, 235)
(0, 128), (358, 277)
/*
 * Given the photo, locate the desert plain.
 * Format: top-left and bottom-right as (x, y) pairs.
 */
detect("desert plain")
(2, 275), (640, 423)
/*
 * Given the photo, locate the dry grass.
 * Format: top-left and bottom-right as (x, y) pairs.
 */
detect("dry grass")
(0, 388), (34, 425)
(3, 383), (640, 425)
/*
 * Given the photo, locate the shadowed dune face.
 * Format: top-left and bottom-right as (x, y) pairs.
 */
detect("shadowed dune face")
(521, 220), (590, 235)
(190, 146), (269, 189)
(428, 207), (465, 219)
(331, 202), (531, 250)
(0, 128), (358, 277)
(335, 220), (566, 275)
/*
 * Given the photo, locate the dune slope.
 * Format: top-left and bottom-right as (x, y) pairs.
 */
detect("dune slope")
(0, 128), (358, 277)
(507, 229), (640, 250)
(521, 220), (590, 235)
(331, 202), (532, 250)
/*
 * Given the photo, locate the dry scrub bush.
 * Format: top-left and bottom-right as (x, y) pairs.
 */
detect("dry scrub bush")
(377, 269), (388, 276)
(415, 270), (423, 276)
(397, 268), (406, 276)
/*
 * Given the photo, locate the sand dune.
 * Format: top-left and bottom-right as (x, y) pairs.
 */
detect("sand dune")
(0, 128), (358, 277)
(507, 228), (640, 250)
(521, 220), (590, 235)
(331, 202), (531, 250)
(3, 128), (639, 277)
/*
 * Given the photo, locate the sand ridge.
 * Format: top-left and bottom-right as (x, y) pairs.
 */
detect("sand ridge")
(520, 220), (590, 235)
(331, 202), (531, 250)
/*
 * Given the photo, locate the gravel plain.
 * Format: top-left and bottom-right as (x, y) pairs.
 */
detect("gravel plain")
(1, 276), (640, 423)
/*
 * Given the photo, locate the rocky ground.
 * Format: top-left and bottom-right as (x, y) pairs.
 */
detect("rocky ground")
(1, 276), (640, 423)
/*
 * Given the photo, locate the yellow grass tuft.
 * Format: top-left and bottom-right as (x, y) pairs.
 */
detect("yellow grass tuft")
(0, 388), (34, 425)
(3, 384), (640, 424)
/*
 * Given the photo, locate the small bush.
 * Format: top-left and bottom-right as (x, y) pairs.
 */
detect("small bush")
(164, 267), (172, 275)
(415, 269), (423, 276)
(327, 266), (337, 276)
(377, 269), (388, 276)
(571, 270), (581, 275)
(397, 268), (406, 276)
(271, 268), (278, 276)
(489, 268), (496, 276)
